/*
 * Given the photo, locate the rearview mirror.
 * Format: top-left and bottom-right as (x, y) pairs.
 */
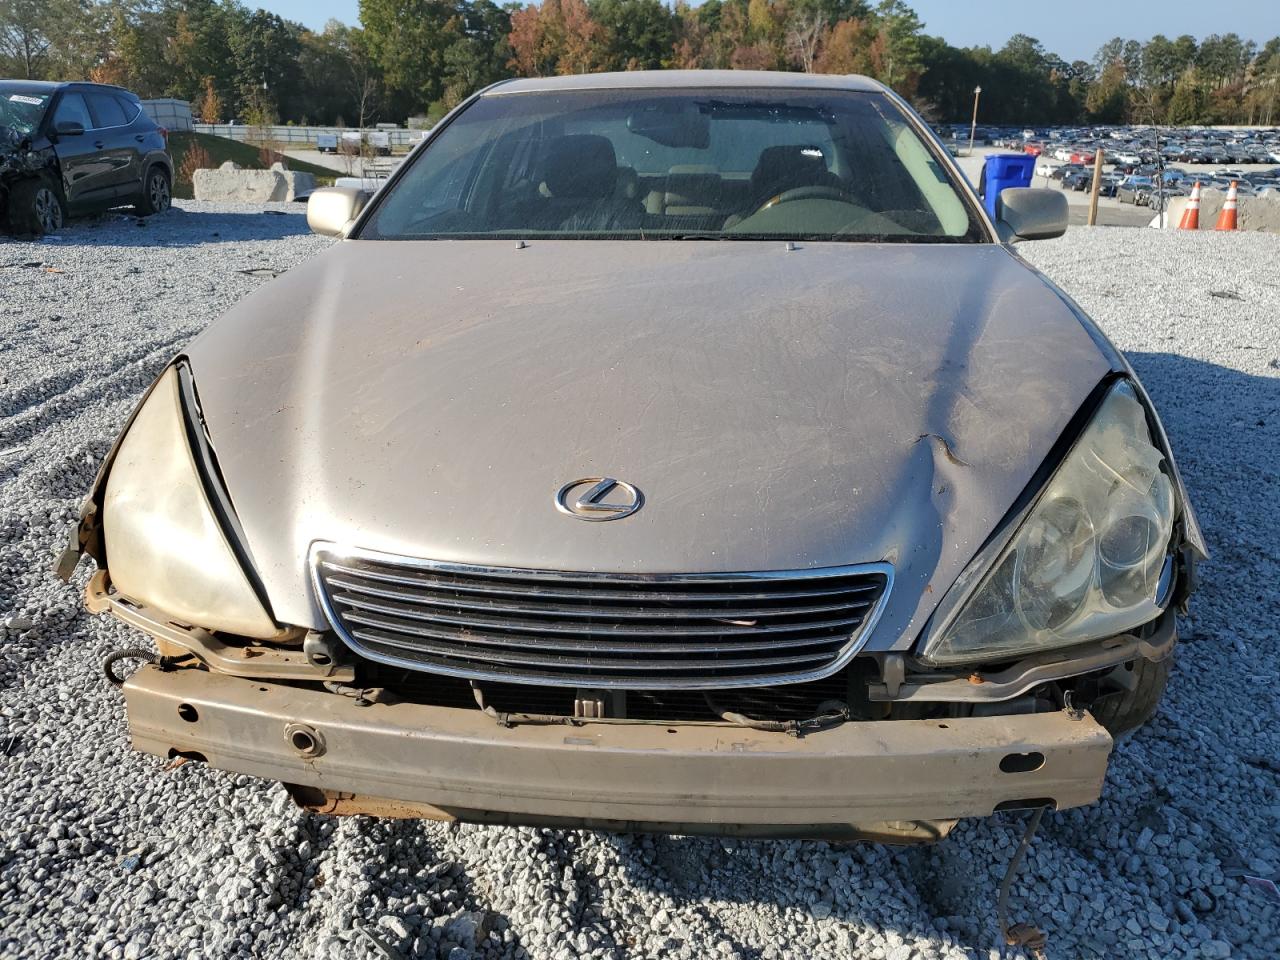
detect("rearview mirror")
(53, 120), (84, 137)
(306, 186), (369, 237)
(626, 103), (709, 150)
(995, 187), (1068, 243)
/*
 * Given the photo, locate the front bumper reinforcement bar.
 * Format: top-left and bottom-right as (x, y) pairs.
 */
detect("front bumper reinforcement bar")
(124, 666), (1113, 839)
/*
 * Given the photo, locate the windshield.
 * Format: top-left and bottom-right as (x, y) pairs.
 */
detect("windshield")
(0, 85), (52, 140)
(360, 88), (984, 243)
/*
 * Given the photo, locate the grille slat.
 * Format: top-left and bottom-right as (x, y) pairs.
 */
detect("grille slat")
(325, 572), (871, 620)
(316, 550), (891, 689)
(350, 627), (836, 672)
(321, 559), (880, 603)
(343, 609), (856, 654)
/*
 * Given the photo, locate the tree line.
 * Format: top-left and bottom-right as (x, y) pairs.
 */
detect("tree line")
(3, 0), (1278, 127)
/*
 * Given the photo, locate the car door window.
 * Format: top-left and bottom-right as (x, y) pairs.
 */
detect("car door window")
(53, 93), (92, 130)
(86, 93), (127, 129)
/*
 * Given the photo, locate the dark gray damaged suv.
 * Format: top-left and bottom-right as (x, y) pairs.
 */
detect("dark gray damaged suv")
(1, 80), (172, 235)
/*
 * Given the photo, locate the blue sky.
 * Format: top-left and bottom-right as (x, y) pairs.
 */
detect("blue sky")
(262, 0), (1275, 64)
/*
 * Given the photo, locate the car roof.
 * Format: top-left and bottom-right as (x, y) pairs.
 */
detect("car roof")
(0, 79), (135, 97)
(484, 70), (887, 96)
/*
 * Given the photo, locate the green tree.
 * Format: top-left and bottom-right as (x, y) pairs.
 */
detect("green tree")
(0, 0), (100, 79)
(589, 0), (674, 70)
(359, 0), (458, 112)
(1086, 58), (1128, 122)
(228, 9), (304, 123)
(870, 0), (922, 93)
(1142, 34), (1177, 88)
(1166, 69), (1206, 124)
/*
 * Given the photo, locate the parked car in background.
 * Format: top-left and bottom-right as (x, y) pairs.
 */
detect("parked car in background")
(1117, 176), (1154, 204)
(1063, 168), (1094, 191)
(1, 79), (171, 235)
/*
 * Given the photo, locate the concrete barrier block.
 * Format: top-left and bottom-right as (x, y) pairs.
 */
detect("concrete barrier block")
(191, 163), (317, 203)
(270, 163), (316, 202)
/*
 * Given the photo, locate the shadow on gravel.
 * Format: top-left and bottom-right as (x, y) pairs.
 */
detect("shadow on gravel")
(1126, 349), (1279, 471)
(330, 818), (527, 958)
(1, 208), (312, 249)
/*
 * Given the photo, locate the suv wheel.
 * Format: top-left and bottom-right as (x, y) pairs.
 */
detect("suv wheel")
(136, 167), (172, 216)
(7, 177), (65, 236)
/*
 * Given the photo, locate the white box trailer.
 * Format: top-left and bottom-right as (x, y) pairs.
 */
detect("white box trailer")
(315, 132), (338, 153)
(142, 98), (194, 132)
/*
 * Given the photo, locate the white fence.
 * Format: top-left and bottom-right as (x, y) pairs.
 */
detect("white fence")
(192, 124), (426, 148)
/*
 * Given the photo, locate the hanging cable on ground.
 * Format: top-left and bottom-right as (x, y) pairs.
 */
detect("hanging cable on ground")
(103, 648), (159, 687)
(997, 806), (1049, 958)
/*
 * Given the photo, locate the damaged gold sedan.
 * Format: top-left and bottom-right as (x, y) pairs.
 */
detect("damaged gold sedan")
(62, 71), (1202, 842)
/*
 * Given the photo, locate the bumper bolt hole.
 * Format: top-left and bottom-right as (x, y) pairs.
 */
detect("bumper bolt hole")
(999, 751), (1046, 774)
(177, 703), (199, 723)
(291, 730), (315, 752)
(284, 723), (326, 759)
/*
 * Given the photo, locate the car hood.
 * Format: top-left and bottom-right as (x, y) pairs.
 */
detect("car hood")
(185, 240), (1113, 651)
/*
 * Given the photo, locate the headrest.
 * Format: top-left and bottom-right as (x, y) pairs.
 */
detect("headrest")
(614, 165), (640, 200)
(751, 145), (830, 189)
(542, 135), (618, 199)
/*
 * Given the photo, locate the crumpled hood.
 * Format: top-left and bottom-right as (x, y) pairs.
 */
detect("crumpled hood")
(185, 239), (1112, 650)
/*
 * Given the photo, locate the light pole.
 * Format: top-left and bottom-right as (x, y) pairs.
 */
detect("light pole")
(968, 85), (982, 157)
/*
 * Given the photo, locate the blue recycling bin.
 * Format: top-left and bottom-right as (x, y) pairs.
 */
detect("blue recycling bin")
(978, 154), (1036, 218)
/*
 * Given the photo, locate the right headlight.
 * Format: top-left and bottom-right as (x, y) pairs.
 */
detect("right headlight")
(920, 380), (1176, 665)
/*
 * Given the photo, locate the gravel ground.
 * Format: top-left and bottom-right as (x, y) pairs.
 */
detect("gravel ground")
(1, 203), (1278, 960)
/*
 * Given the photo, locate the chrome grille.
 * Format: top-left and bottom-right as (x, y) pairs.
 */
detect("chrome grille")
(313, 548), (891, 689)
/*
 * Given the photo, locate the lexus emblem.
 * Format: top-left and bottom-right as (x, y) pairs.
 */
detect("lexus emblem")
(555, 477), (643, 521)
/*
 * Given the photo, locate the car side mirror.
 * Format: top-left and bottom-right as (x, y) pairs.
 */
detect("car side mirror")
(995, 187), (1068, 243)
(53, 120), (85, 137)
(306, 186), (369, 237)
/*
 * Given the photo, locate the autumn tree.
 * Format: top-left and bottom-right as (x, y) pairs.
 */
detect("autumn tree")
(196, 75), (223, 122)
(508, 0), (609, 77)
(6, 0), (1270, 128)
(814, 18), (872, 75)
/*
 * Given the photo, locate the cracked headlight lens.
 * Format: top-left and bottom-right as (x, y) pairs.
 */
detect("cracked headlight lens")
(921, 381), (1175, 665)
(102, 367), (281, 639)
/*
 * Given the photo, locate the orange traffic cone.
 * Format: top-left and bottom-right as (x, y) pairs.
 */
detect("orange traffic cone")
(1215, 181), (1238, 231)
(1178, 182), (1201, 230)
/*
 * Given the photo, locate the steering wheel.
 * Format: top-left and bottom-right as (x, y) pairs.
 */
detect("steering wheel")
(753, 184), (854, 215)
